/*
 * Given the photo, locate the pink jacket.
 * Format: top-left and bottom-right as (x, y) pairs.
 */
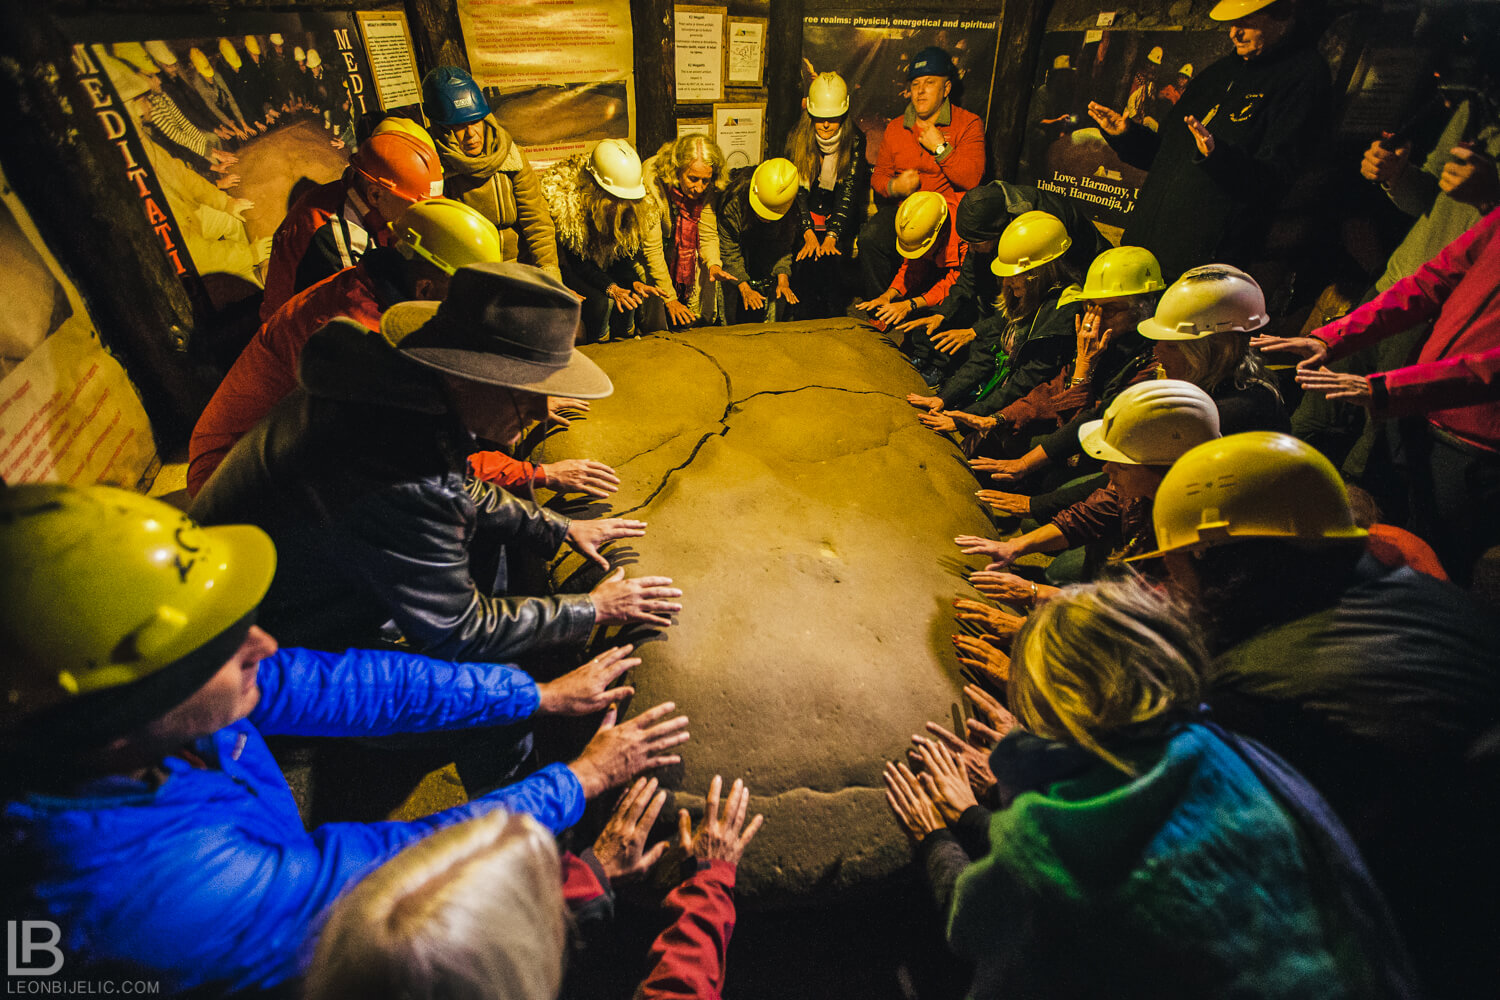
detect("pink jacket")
(1316, 206), (1500, 451)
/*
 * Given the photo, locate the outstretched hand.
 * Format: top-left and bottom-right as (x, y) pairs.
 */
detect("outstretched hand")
(1087, 101), (1127, 136)
(883, 761), (945, 842)
(920, 720), (998, 800)
(590, 568), (683, 627)
(1295, 366), (1372, 407)
(570, 701), (690, 797)
(909, 735), (979, 824)
(542, 459), (620, 498)
(954, 598), (1026, 639)
(679, 775), (763, 865)
(568, 517), (648, 568)
(537, 644), (639, 716)
(953, 633), (1011, 689)
(1248, 334), (1329, 370)
(593, 776), (670, 879)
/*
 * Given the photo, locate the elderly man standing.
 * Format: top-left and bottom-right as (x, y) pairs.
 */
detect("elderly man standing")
(191, 263), (681, 661)
(860, 46), (986, 298)
(1087, 0), (1329, 280)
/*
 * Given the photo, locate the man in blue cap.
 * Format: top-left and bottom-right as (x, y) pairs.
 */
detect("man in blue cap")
(861, 45), (986, 298)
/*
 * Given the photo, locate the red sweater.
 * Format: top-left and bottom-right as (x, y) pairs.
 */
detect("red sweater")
(189, 263), (543, 496)
(870, 101), (986, 209)
(1316, 206), (1500, 451)
(635, 860), (738, 1000)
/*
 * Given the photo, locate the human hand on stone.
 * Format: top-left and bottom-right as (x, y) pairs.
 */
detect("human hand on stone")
(229, 198), (254, 221)
(542, 459), (620, 498)
(665, 299), (697, 327)
(932, 327), (976, 355)
(969, 456), (1032, 484)
(919, 411), (958, 433)
(593, 776), (670, 880)
(1295, 367), (1373, 407)
(873, 298), (914, 325)
(950, 411), (997, 433)
(969, 569), (1055, 608)
(906, 393), (945, 411)
(955, 535), (1008, 560)
(910, 736), (979, 824)
(1087, 102), (1128, 136)
(634, 280), (667, 300)
(953, 633), (1011, 689)
(853, 290), (895, 313)
(921, 721), (998, 799)
(678, 775), (763, 866)
(569, 701), (690, 798)
(896, 313), (944, 338)
(976, 489), (1029, 518)
(738, 282), (767, 311)
(963, 683), (1019, 745)
(546, 396), (591, 428)
(590, 568), (683, 627)
(537, 644), (638, 717)
(819, 233), (841, 257)
(883, 761), (945, 842)
(954, 598), (1026, 639)
(568, 517), (647, 568)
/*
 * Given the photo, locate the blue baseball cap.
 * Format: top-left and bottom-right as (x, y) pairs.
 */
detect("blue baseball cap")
(908, 46), (955, 82)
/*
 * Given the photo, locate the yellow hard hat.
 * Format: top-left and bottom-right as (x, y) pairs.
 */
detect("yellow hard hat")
(218, 38), (242, 73)
(1081, 246), (1165, 300)
(1179, 63), (1195, 78)
(244, 36), (261, 58)
(0, 485), (276, 738)
(895, 191), (949, 259)
(1137, 264), (1268, 340)
(750, 158), (800, 221)
(1078, 379), (1220, 466)
(391, 198), (503, 277)
(807, 72), (850, 118)
(112, 42), (158, 75)
(189, 47), (214, 80)
(1147, 46), (1164, 65)
(145, 40), (177, 67)
(1209, 0), (1284, 20)
(372, 115), (438, 153)
(991, 211), (1071, 277)
(1130, 431), (1368, 560)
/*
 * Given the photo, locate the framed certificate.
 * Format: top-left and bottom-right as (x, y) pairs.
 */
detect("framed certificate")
(726, 17), (767, 88)
(713, 101), (765, 168)
(674, 5), (727, 103)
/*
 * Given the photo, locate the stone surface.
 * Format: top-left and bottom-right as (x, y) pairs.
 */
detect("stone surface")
(534, 318), (995, 909)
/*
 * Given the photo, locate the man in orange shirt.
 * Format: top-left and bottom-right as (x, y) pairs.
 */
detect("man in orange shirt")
(860, 46), (986, 297)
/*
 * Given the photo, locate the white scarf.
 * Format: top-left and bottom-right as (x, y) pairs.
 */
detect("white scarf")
(816, 128), (842, 191)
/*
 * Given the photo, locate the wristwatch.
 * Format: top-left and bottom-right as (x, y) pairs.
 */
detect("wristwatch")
(933, 140), (951, 158)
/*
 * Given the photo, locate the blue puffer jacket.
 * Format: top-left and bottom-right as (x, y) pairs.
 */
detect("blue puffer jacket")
(1, 647), (586, 997)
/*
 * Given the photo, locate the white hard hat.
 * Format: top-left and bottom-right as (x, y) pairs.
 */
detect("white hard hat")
(1137, 264), (1268, 341)
(1078, 379), (1221, 466)
(807, 72), (849, 118)
(587, 139), (646, 200)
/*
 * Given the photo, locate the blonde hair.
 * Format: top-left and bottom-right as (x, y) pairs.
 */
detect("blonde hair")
(655, 134), (728, 194)
(1008, 579), (1205, 776)
(305, 810), (566, 1000)
(1174, 331), (1281, 401)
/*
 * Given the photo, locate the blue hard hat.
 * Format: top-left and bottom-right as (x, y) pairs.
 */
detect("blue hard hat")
(908, 46), (955, 82)
(422, 66), (490, 127)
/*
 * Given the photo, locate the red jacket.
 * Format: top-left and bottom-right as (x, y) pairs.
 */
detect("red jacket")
(261, 173), (383, 321)
(888, 212), (967, 306)
(190, 263), (543, 496)
(1316, 206), (1500, 451)
(870, 101), (985, 209)
(635, 860), (738, 1000)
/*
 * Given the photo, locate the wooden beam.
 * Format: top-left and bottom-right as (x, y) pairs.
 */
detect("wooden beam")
(404, 0), (469, 75)
(991, 0), (1052, 181)
(633, 0), (677, 155)
(765, 0), (804, 156)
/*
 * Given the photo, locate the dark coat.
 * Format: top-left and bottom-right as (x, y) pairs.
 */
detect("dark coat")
(189, 319), (596, 659)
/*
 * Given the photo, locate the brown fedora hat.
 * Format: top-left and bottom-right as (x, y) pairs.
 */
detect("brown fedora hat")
(381, 262), (613, 399)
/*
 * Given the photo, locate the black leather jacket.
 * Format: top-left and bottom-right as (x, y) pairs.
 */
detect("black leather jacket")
(793, 127), (869, 246)
(190, 319), (597, 659)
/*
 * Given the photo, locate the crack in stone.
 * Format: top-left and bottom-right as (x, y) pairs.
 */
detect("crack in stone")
(658, 335), (734, 424)
(610, 427), (728, 518)
(731, 385), (905, 407)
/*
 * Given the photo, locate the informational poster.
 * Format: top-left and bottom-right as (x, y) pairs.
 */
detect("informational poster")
(457, 0), (634, 163)
(727, 17), (767, 88)
(1014, 28), (1230, 228)
(60, 12), (373, 313)
(0, 169), (158, 489)
(675, 6), (727, 103)
(357, 11), (422, 112)
(802, 12), (1000, 170)
(714, 102), (765, 168)
(677, 118), (713, 138)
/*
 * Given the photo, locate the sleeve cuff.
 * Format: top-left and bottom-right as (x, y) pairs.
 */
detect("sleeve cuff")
(914, 827), (961, 868)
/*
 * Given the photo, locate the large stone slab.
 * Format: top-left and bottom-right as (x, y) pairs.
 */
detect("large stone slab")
(533, 319), (994, 908)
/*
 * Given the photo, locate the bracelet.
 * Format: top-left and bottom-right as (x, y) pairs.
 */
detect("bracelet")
(1028, 580), (1038, 606)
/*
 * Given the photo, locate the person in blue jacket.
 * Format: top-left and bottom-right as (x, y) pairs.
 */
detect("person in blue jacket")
(0, 484), (689, 997)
